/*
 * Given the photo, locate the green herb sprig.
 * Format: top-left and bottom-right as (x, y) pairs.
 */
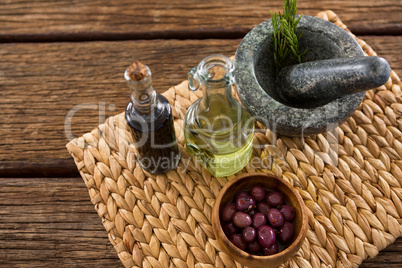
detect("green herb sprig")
(270, 0), (307, 75)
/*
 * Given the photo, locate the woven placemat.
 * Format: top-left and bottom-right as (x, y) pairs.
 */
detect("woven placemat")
(66, 11), (402, 268)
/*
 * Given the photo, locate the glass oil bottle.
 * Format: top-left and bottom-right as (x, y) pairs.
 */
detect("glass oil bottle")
(184, 55), (254, 177)
(125, 61), (180, 174)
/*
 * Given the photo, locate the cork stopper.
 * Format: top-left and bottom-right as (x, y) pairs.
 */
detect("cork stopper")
(127, 61), (149, 81)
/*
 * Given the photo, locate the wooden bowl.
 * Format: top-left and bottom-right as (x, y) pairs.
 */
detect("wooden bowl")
(212, 173), (308, 268)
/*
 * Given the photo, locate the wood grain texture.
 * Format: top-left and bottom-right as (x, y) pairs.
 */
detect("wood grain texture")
(0, 178), (120, 267)
(0, 0), (401, 42)
(0, 39), (240, 176)
(1, 37), (402, 175)
(0, 177), (400, 267)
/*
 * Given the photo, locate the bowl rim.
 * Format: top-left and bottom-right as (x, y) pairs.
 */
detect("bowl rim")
(212, 172), (308, 264)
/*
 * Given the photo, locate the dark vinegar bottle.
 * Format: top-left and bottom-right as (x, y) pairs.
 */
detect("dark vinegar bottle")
(124, 61), (180, 174)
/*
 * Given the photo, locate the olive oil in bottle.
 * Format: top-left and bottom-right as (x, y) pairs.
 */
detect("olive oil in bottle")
(125, 61), (180, 174)
(184, 55), (254, 177)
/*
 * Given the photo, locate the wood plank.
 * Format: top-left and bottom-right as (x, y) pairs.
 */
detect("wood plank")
(0, 178), (120, 267)
(0, 0), (401, 42)
(1, 37), (401, 175)
(0, 177), (400, 267)
(0, 39), (240, 176)
(361, 36), (402, 71)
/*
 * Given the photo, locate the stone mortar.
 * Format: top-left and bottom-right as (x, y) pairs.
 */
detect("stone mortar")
(234, 15), (365, 137)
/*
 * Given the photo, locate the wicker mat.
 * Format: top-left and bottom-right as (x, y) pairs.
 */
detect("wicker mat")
(66, 11), (402, 268)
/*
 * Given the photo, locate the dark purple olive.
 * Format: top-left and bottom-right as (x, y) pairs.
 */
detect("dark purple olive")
(279, 205), (295, 221)
(263, 242), (279, 256)
(236, 195), (256, 211)
(229, 234), (247, 251)
(257, 225), (276, 248)
(223, 221), (238, 237)
(248, 209), (256, 217)
(250, 186), (266, 202)
(233, 212), (252, 228)
(242, 226), (256, 243)
(279, 222), (294, 243)
(266, 191), (285, 207)
(256, 202), (271, 216)
(248, 240), (262, 253)
(267, 208), (284, 227)
(252, 212), (267, 229)
(221, 203), (237, 221)
(234, 191), (249, 200)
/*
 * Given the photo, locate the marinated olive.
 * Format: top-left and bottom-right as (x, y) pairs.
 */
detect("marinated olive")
(233, 212), (252, 228)
(256, 202), (271, 216)
(221, 203), (237, 221)
(257, 225), (276, 248)
(280, 205), (295, 221)
(242, 226), (257, 243)
(250, 186), (266, 202)
(262, 242), (279, 256)
(223, 221), (238, 237)
(267, 208), (284, 227)
(252, 212), (267, 229)
(229, 234), (247, 251)
(266, 191), (285, 207)
(278, 221), (294, 243)
(236, 195), (256, 211)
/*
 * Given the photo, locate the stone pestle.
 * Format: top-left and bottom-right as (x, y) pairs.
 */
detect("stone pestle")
(276, 56), (391, 108)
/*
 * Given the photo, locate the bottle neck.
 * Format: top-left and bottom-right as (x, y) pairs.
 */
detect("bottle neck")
(196, 55), (236, 111)
(200, 80), (234, 111)
(125, 66), (158, 115)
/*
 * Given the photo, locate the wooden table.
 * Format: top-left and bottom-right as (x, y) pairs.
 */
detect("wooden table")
(1, 1), (401, 267)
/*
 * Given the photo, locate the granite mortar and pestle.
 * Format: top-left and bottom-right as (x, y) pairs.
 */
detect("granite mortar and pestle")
(234, 15), (391, 136)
